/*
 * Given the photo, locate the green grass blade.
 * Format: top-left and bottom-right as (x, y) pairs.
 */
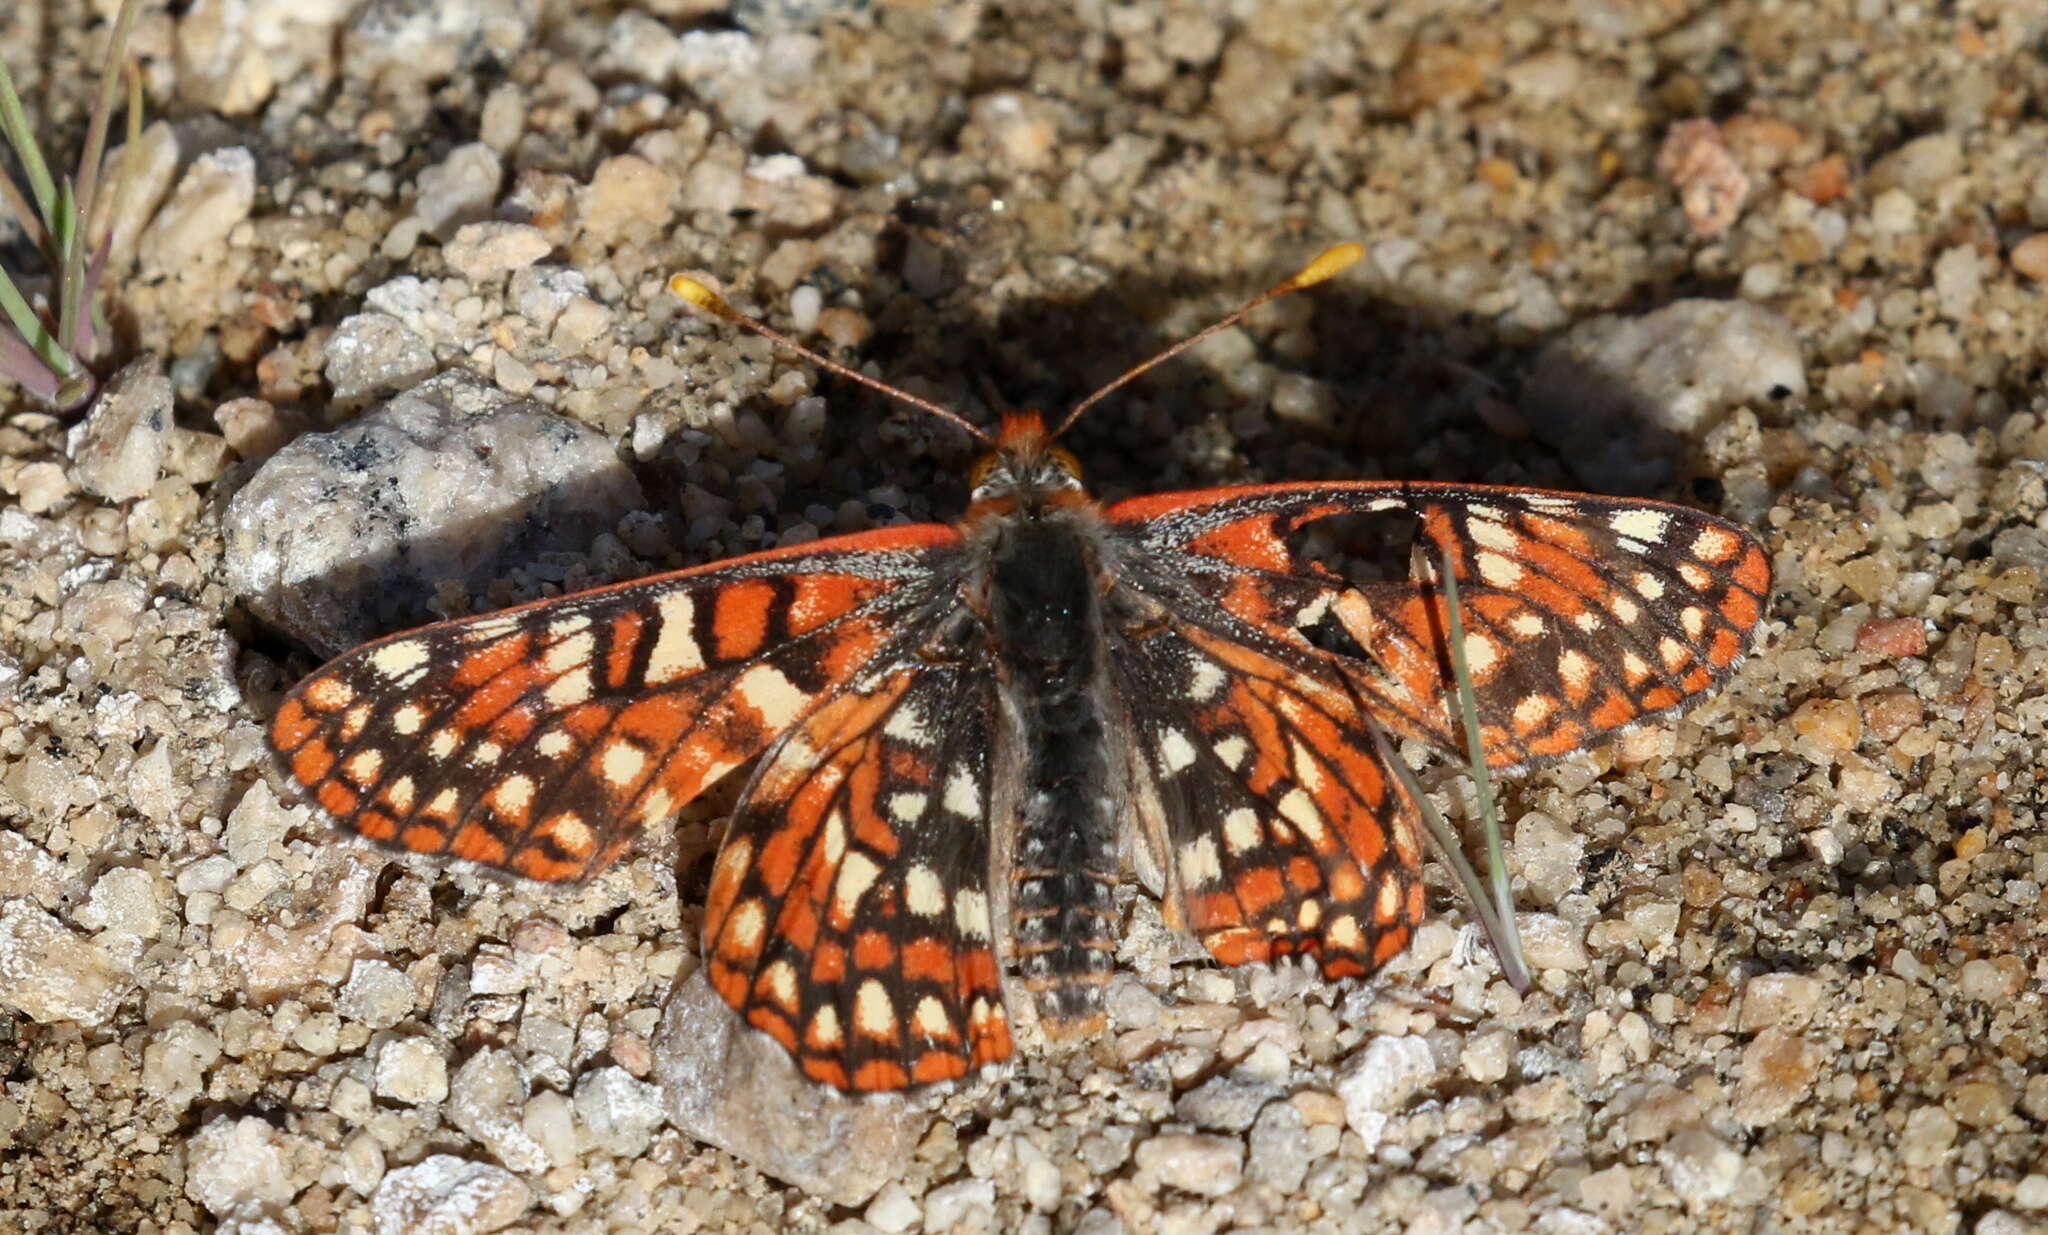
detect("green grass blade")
(0, 57), (58, 238)
(0, 265), (76, 382)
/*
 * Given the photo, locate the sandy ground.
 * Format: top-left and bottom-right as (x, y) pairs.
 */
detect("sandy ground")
(2, 0), (2046, 1232)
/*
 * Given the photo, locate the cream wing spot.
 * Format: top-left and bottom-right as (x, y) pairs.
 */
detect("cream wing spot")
(1276, 788), (1327, 844)
(392, 703), (426, 735)
(369, 639), (431, 680)
(1188, 658), (1227, 701)
(1513, 693), (1554, 730)
(492, 774), (535, 817)
(1213, 735), (1251, 770)
(543, 668), (595, 707)
(1509, 612), (1546, 638)
(1558, 649), (1594, 694)
(472, 740), (503, 766)
(1692, 526), (1739, 561)
(540, 631), (594, 677)
(1222, 808), (1262, 855)
(904, 864), (946, 917)
(600, 740), (647, 788)
(1158, 728), (1198, 774)
(639, 788), (673, 825)
(913, 996), (952, 1039)
(1633, 571), (1667, 601)
(1179, 834), (1223, 887)
(644, 592), (704, 684)
(546, 812), (594, 857)
(1462, 631), (1502, 676)
(821, 810), (847, 867)
(536, 730), (574, 759)
(1375, 877), (1402, 923)
(1476, 550), (1524, 587)
(955, 889), (992, 939)
(889, 792), (929, 823)
(832, 851), (882, 920)
(1610, 509), (1672, 542)
(386, 776), (416, 811)
(1609, 594), (1641, 624)
(736, 664), (808, 730)
(345, 749), (384, 784)
(855, 979), (896, 1040)
(1681, 606), (1708, 639)
(427, 787), (460, 819)
(428, 729), (460, 760)
(883, 698), (933, 746)
(1466, 517), (1519, 552)
(726, 899), (766, 952)
(1573, 611), (1604, 633)
(943, 769), (982, 818)
(1327, 914), (1363, 950)
(761, 959), (798, 1011)
(305, 677), (355, 710)
(809, 1005), (843, 1047)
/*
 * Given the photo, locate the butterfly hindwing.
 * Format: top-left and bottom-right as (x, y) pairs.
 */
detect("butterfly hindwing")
(1110, 601), (1428, 980)
(270, 525), (963, 881)
(701, 657), (1012, 1091)
(1107, 482), (1771, 771)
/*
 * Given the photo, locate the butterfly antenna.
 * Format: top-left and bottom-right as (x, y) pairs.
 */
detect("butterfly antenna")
(1050, 243), (1366, 440)
(669, 274), (996, 446)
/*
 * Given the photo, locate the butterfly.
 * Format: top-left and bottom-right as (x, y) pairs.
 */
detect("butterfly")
(269, 245), (1771, 1092)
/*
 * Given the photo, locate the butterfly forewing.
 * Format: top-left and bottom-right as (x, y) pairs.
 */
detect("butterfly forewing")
(1107, 482), (1770, 772)
(270, 525), (963, 881)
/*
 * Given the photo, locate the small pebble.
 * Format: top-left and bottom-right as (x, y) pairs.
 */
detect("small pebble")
(1133, 1133), (1243, 1198)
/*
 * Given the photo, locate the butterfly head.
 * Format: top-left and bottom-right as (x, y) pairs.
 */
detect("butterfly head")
(969, 410), (1085, 503)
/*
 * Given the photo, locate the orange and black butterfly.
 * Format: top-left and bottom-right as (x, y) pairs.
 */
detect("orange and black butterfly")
(270, 247), (1770, 1091)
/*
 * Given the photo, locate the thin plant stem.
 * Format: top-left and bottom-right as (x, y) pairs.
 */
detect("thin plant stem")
(73, 0), (145, 238)
(1436, 545), (1528, 988)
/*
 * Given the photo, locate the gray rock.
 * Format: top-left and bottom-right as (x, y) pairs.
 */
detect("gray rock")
(655, 967), (935, 1207)
(66, 357), (173, 502)
(223, 371), (644, 656)
(573, 1065), (665, 1156)
(1336, 1034), (1438, 1153)
(0, 901), (132, 1026)
(337, 959), (415, 1029)
(1173, 1074), (1284, 1133)
(324, 313), (436, 404)
(343, 1), (532, 86)
(413, 142), (505, 240)
(1520, 299), (1806, 492)
(185, 1115), (298, 1216)
(447, 1048), (550, 1174)
(1247, 1099), (1311, 1192)
(369, 1155), (529, 1235)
